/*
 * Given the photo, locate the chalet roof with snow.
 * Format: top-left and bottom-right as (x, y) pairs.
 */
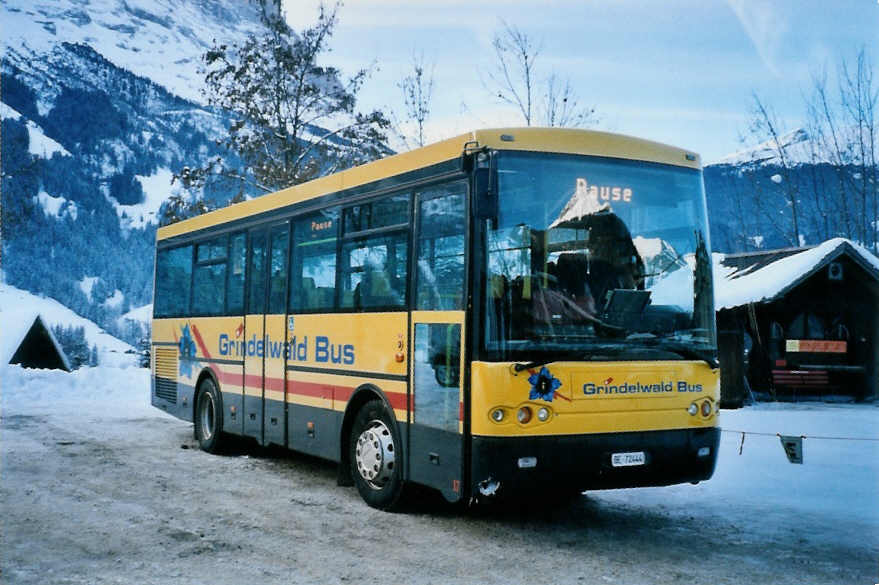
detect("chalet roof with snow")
(713, 238), (879, 310)
(1, 313), (71, 371)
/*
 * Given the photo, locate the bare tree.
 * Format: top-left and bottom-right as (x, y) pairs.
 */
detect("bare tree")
(396, 51), (435, 148)
(840, 49), (878, 251)
(747, 93), (802, 246)
(543, 73), (596, 128)
(804, 49), (879, 251)
(484, 21), (596, 128)
(486, 20), (539, 126)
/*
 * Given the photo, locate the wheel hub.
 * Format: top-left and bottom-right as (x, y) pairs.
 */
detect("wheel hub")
(199, 391), (215, 441)
(355, 420), (395, 489)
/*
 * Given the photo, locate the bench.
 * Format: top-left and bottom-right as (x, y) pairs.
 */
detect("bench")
(771, 369), (831, 390)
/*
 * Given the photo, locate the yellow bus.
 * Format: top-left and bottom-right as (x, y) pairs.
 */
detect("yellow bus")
(151, 127), (720, 509)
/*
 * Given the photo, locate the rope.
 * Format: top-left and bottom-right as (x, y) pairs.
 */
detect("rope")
(722, 429), (879, 442)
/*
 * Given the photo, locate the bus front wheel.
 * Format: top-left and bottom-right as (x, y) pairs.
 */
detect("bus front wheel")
(349, 399), (404, 510)
(194, 377), (224, 453)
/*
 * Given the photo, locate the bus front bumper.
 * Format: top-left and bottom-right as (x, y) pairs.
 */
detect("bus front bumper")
(470, 426), (720, 497)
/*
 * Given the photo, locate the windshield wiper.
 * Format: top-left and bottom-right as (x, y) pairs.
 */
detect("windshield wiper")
(512, 358), (560, 372)
(631, 339), (719, 368)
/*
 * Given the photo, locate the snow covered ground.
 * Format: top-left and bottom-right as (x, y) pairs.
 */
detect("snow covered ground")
(2, 364), (877, 584)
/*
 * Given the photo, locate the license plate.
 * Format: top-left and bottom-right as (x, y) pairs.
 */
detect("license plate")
(611, 451), (646, 467)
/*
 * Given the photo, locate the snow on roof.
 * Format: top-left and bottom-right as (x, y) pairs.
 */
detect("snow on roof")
(714, 238), (879, 310)
(0, 312), (71, 371)
(0, 283), (136, 367)
(1, 311), (39, 366)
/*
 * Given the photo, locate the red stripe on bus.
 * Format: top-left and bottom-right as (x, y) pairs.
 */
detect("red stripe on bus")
(384, 391), (407, 411)
(285, 380), (408, 411)
(264, 375), (285, 392)
(287, 380), (334, 400)
(219, 371), (243, 386)
(334, 386), (354, 403)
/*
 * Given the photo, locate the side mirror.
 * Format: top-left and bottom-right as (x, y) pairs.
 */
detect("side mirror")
(473, 166), (498, 222)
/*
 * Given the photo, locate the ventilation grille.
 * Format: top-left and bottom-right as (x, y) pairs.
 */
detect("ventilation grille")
(154, 347), (178, 403)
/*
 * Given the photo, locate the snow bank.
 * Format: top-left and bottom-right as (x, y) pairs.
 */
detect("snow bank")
(582, 401), (879, 547)
(0, 283), (135, 368)
(1, 364), (157, 420)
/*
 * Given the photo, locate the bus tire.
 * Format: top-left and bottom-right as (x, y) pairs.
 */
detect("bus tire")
(194, 377), (224, 453)
(349, 399), (404, 510)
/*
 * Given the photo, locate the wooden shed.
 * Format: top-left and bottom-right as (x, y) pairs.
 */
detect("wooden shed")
(715, 238), (879, 407)
(2, 313), (71, 371)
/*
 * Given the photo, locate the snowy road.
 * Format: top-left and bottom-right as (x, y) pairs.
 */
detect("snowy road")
(2, 365), (877, 585)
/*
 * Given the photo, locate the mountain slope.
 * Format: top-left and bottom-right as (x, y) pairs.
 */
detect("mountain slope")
(1, 1), (267, 343)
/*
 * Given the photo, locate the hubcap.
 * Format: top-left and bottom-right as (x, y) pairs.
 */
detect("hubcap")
(199, 390), (215, 441)
(355, 420), (395, 489)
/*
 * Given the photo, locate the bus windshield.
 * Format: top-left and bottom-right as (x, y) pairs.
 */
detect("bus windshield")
(482, 151), (715, 361)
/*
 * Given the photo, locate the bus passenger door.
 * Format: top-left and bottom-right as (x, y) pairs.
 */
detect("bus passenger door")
(409, 183), (468, 502)
(263, 222), (289, 447)
(243, 228), (267, 443)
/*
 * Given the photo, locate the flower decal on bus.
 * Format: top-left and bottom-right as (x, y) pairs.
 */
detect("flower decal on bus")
(178, 324), (197, 377)
(528, 367), (562, 402)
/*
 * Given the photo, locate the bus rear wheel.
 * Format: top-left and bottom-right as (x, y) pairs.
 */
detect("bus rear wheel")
(194, 377), (225, 453)
(349, 399), (404, 510)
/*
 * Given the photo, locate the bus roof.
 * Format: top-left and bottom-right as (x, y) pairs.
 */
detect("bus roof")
(157, 127), (700, 241)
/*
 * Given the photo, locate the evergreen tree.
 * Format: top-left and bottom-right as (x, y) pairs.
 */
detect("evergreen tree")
(138, 335), (151, 369)
(175, 1), (391, 202)
(52, 324), (91, 369)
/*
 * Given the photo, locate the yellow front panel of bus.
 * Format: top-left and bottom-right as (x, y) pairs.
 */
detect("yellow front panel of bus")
(470, 361), (719, 437)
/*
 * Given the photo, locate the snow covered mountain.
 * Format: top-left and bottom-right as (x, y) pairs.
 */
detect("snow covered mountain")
(710, 128), (822, 167)
(703, 126), (877, 254)
(1, 0), (268, 343)
(1, 0), (264, 104)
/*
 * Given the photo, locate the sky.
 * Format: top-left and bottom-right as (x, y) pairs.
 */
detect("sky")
(283, 0), (878, 163)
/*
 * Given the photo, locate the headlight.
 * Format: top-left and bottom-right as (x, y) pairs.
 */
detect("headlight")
(537, 407), (550, 422)
(701, 400), (712, 417)
(490, 408), (505, 422)
(517, 406), (532, 424)
(688, 403), (699, 416)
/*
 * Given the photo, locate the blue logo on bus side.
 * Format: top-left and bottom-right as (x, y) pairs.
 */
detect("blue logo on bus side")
(178, 324), (196, 377)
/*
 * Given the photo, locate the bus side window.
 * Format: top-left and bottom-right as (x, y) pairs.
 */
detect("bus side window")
(268, 224), (289, 314)
(227, 232), (246, 315)
(289, 209), (339, 312)
(155, 245), (193, 317)
(341, 233), (408, 309)
(340, 193), (409, 310)
(248, 230), (267, 314)
(192, 235), (228, 316)
(416, 183), (466, 310)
